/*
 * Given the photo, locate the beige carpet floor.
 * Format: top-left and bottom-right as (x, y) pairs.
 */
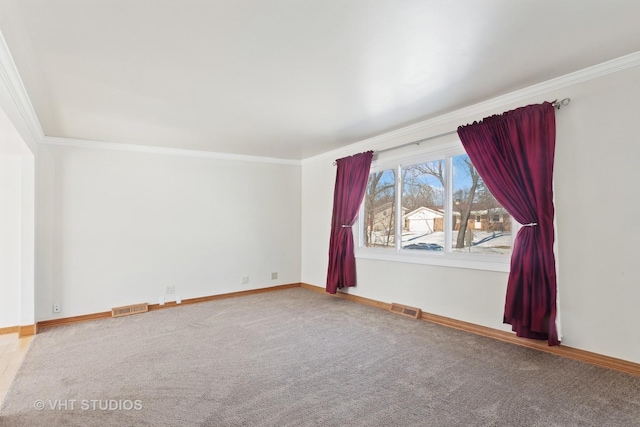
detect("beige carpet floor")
(1, 288), (639, 426)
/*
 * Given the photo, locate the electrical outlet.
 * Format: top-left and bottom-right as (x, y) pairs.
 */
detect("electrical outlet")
(53, 303), (61, 313)
(271, 272), (278, 280)
(159, 296), (165, 306)
(241, 276), (249, 284)
(176, 295), (182, 304)
(165, 285), (175, 294)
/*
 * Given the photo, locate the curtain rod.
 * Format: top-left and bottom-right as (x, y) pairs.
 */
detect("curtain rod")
(333, 98), (570, 165)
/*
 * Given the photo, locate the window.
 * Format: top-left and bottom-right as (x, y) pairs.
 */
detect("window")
(400, 160), (445, 251)
(357, 142), (514, 272)
(363, 169), (396, 248)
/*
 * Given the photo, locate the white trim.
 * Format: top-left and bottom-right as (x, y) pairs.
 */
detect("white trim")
(0, 30), (43, 145)
(40, 136), (301, 166)
(402, 206), (445, 220)
(444, 156), (453, 253)
(301, 50), (640, 165)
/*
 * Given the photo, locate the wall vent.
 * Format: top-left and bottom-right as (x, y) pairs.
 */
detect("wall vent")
(389, 303), (422, 319)
(112, 303), (148, 318)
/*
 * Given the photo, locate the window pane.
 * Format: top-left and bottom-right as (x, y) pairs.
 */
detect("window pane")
(363, 169), (396, 248)
(400, 161), (445, 251)
(451, 154), (511, 255)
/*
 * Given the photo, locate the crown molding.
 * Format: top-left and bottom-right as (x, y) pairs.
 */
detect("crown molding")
(41, 136), (301, 166)
(301, 50), (640, 165)
(0, 30), (43, 146)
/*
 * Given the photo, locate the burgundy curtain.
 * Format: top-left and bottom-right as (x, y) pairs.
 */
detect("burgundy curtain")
(457, 102), (559, 345)
(326, 151), (374, 294)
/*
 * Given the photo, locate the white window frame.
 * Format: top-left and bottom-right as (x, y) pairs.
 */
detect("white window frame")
(355, 139), (517, 273)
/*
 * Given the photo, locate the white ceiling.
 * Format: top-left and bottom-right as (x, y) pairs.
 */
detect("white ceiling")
(1, 1), (640, 160)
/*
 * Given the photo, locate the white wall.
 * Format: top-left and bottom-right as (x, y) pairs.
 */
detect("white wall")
(301, 65), (640, 364)
(0, 102), (35, 330)
(37, 144), (301, 320)
(20, 151), (35, 326)
(0, 156), (21, 328)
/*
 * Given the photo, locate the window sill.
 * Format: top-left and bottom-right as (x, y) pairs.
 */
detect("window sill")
(355, 248), (510, 273)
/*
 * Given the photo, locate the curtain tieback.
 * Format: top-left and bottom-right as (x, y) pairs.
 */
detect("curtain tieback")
(522, 222), (538, 227)
(341, 225), (352, 228)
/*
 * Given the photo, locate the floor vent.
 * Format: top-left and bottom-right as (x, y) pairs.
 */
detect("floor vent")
(390, 303), (422, 319)
(112, 303), (149, 318)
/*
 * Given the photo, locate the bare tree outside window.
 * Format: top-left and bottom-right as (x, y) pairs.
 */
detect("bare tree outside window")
(452, 154), (481, 249)
(363, 169), (395, 248)
(451, 154), (510, 254)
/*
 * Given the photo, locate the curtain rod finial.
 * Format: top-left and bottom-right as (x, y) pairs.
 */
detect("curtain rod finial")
(554, 98), (571, 109)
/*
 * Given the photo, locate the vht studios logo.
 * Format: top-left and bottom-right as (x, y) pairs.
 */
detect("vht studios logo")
(34, 399), (143, 411)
